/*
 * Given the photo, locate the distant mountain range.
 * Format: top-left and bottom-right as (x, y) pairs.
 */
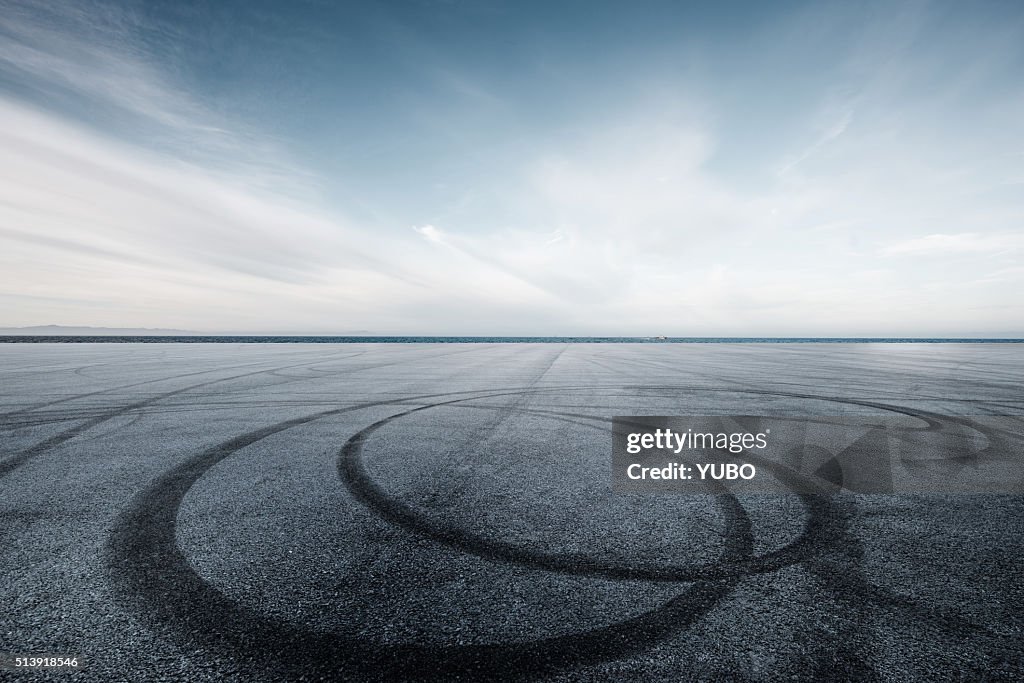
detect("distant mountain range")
(0, 325), (199, 335)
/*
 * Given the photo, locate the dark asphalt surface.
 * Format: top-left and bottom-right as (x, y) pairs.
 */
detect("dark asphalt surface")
(0, 343), (1022, 681)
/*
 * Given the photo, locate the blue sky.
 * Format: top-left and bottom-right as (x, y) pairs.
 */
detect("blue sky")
(1, 0), (1022, 335)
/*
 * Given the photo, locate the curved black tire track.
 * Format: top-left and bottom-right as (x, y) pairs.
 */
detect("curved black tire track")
(339, 400), (829, 583)
(108, 384), (901, 677)
(107, 384), (1023, 680)
(0, 345), (493, 481)
(108, 386), (754, 680)
(0, 359), (276, 421)
(0, 358), (339, 480)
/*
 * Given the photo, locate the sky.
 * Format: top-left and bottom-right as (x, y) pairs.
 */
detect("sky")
(1, 0), (1022, 336)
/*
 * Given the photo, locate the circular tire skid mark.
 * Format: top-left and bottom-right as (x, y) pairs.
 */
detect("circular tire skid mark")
(107, 386), (1015, 680)
(340, 400), (828, 584)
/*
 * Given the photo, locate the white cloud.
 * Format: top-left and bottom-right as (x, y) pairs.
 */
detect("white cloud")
(412, 224), (444, 243)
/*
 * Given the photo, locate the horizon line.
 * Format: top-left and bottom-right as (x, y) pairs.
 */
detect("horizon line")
(1, 334), (1022, 343)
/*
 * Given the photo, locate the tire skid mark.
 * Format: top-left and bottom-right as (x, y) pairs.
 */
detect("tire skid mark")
(339, 398), (823, 583)
(0, 345), (495, 480)
(68, 406), (151, 446)
(0, 357), (345, 481)
(0, 348), (373, 420)
(412, 345), (569, 513)
(105, 383), (1023, 679)
(797, 496), (881, 683)
(331, 394), (1023, 655)
(108, 386), (753, 680)
(0, 359), (277, 420)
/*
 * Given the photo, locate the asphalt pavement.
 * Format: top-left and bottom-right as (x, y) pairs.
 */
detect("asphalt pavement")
(0, 342), (1021, 681)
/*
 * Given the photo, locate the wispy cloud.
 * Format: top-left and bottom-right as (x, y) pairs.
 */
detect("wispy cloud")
(777, 107), (854, 176)
(0, 0), (311, 193)
(1, 2), (215, 141)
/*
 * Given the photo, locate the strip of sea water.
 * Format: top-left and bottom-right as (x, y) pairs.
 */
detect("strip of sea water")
(2, 336), (1023, 343)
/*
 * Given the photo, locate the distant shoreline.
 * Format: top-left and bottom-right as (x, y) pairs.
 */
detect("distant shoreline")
(1, 336), (1022, 344)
